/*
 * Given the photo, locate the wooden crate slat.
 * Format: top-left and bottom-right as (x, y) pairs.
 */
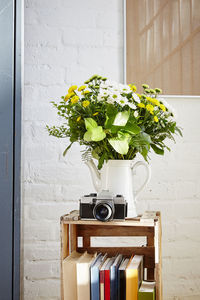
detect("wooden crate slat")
(62, 218), (156, 227)
(60, 223), (69, 300)
(77, 246), (155, 268)
(61, 223), (69, 260)
(70, 224), (77, 252)
(83, 235), (90, 248)
(77, 224), (154, 237)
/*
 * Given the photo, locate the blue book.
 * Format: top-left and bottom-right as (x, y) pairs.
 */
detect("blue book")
(90, 253), (107, 300)
(110, 254), (123, 300)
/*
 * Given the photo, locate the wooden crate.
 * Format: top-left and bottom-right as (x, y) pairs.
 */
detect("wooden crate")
(60, 211), (162, 300)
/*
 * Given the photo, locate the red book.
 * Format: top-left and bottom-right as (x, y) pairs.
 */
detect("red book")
(104, 258), (115, 300)
(100, 258), (109, 300)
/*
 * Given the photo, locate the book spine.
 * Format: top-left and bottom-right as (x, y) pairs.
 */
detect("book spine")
(119, 270), (126, 300)
(104, 270), (110, 300)
(91, 266), (99, 300)
(100, 270), (105, 300)
(110, 266), (115, 300)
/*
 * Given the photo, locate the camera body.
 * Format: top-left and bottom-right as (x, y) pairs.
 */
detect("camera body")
(79, 190), (128, 222)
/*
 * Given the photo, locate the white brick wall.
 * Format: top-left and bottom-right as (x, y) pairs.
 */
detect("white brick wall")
(23, 0), (200, 299)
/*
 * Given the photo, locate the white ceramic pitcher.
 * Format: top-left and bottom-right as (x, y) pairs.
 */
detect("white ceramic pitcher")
(85, 159), (151, 217)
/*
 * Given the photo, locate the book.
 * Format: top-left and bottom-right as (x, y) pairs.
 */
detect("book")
(90, 253), (108, 300)
(104, 258), (115, 300)
(138, 281), (156, 300)
(126, 255), (144, 300)
(76, 252), (97, 300)
(62, 251), (83, 300)
(118, 258), (130, 300)
(110, 254), (123, 300)
(100, 258), (110, 300)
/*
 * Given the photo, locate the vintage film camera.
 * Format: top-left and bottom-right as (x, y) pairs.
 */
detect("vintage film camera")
(79, 190), (128, 222)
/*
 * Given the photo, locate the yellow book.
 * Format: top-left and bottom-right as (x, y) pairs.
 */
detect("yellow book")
(126, 255), (144, 300)
(62, 251), (83, 300)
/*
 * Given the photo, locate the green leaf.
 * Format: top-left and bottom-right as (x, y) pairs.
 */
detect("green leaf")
(83, 131), (92, 141)
(106, 104), (118, 117)
(90, 126), (106, 141)
(84, 118), (98, 130)
(124, 122), (141, 134)
(113, 111), (130, 126)
(110, 125), (123, 134)
(117, 131), (130, 140)
(92, 148), (100, 160)
(84, 126), (106, 142)
(108, 137), (129, 155)
(105, 115), (115, 129)
(169, 123), (176, 133)
(175, 126), (183, 137)
(151, 144), (164, 155)
(98, 152), (106, 169)
(105, 104), (118, 129)
(140, 132), (151, 144)
(63, 142), (73, 156)
(141, 146), (149, 161)
(70, 135), (78, 142)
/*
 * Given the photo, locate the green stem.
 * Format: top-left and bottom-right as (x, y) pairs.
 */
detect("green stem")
(103, 140), (114, 159)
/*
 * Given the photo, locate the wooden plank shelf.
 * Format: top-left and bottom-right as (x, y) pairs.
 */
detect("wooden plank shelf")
(60, 211), (162, 300)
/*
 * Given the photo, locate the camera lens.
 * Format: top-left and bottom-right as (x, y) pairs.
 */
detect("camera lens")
(93, 203), (113, 222)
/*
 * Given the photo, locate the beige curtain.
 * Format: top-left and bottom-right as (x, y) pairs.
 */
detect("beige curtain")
(126, 0), (200, 95)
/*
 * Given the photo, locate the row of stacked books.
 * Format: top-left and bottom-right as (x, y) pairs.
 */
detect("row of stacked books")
(63, 251), (156, 300)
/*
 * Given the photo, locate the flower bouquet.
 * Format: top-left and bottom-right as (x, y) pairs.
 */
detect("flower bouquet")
(47, 75), (182, 169)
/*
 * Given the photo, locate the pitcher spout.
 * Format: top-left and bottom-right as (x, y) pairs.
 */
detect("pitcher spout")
(85, 159), (101, 192)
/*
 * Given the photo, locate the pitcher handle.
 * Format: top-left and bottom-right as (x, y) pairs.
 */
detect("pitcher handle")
(131, 161), (151, 200)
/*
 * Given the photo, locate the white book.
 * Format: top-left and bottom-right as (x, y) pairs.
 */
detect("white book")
(76, 252), (97, 300)
(63, 251), (83, 300)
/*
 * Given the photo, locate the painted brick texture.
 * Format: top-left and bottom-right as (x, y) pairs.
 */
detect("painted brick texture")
(23, 0), (200, 299)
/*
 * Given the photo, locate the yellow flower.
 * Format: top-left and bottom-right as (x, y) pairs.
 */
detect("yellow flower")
(68, 85), (77, 93)
(82, 100), (90, 107)
(152, 99), (160, 106)
(136, 93), (141, 98)
(64, 95), (69, 101)
(131, 85), (137, 92)
(154, 99), (160, 106)
(146, 104), (154, 113)
(129, 84), (137, 92)
(138, 103), (145, 108)
(64, 92), (75, 101)
(154, 116), (159, 122)
(147, 97), (160, 106)
(78, 85), (86, 92)
(160, 104), (166, 111)
(82, 90), (90, 95)
(93, 112), (99, 116)
(76, 116), (81, 122)
(71, 95), (79, 104)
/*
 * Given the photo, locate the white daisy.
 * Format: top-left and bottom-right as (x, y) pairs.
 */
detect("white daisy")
(128, 102), (137, 110)
(132, 93), (140, 103)
(160, 98), (177, 118)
